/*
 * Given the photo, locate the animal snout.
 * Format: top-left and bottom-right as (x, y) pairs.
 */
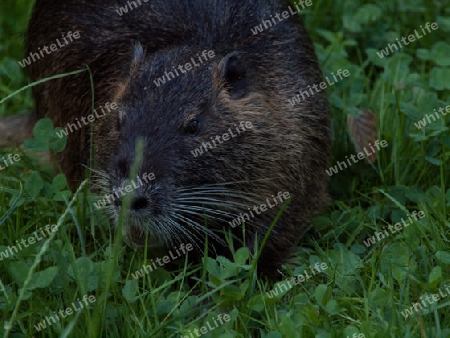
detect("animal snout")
(130, 196), (149, 211)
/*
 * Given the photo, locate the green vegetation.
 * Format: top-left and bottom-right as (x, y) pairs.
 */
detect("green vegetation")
(1, 0), (449, 337)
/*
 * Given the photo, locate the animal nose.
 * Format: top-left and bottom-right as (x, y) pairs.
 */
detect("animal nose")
(116, 157), (129, 177)
(113, 196), (149, 211)
(130, 196), (149, 211)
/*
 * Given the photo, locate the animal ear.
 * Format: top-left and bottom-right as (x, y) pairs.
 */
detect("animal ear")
(219, 52), (247, 100)
(130, 41), (144, 74)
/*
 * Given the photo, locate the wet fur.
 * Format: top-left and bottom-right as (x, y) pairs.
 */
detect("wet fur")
(26, 0), (331, 277)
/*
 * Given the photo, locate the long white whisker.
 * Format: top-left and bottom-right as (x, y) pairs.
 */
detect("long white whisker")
(169, 213), (213, 250)
(170, 212), (226, 247)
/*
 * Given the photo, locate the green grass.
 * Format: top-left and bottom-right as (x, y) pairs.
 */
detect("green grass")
(1, 0), (450, 337)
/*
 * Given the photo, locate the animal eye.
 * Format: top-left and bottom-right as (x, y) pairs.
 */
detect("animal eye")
(185, 120), (200, 136)
(117, 111), (125, 131)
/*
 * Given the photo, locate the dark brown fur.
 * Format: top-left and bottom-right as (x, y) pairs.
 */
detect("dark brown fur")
(23, 0), (331, 277)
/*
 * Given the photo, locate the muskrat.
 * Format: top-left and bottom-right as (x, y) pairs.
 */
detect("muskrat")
(21, 0), (331, 277)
